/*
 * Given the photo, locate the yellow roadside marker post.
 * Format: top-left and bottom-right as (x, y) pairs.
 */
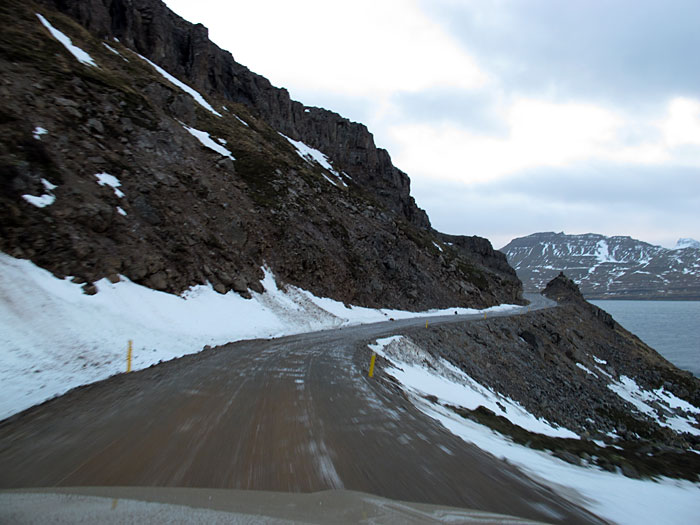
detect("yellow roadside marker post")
(426, 320), (429, 328)
(484, 312), (487, 319)
(127, 340), (133, 373)
(368, 353), (377, 378)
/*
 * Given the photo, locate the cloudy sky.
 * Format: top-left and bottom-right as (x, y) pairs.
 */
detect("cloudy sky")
(164, 0), (700, 249)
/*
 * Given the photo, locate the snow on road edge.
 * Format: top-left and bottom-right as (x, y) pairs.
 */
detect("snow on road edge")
(0, 253), (518, 420)
(367, 335), (700, 525)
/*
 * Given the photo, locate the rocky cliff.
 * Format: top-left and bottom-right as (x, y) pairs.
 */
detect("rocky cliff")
(37, 0), (430, 228)
(0, 0), (521, 309)
(501, 232), (700, 299)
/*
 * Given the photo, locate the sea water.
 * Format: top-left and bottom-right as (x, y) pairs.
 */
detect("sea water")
(591, 300), (700, 377)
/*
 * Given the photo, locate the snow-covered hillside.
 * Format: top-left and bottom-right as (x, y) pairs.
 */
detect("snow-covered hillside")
(501, 232), (700, 299)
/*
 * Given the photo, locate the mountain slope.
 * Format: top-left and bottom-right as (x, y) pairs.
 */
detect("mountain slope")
(501, 232), (700, 299)
(0, 0), (521, 310)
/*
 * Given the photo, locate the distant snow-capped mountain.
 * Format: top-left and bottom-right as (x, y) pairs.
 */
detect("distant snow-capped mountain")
(674, 238), (700, 250)
(501, 232), (700, 299)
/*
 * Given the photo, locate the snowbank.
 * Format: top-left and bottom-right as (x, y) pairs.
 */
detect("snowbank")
(0, 253), (515, 420)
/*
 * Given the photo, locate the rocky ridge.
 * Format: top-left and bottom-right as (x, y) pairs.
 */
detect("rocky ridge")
(36, 0), (429, 229)
(0, 0), (521, 310)
(501, 231), (700, 299)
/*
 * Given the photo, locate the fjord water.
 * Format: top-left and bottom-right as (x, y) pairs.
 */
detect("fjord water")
(591, 300), (700, 377)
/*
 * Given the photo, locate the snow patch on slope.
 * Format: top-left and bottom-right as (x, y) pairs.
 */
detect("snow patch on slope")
(136, 53), (222, 117)
(32, 127), (48, 140)
(234, 115), (249, 127)
(22, 178), (57, 208)
(95, 172), (125, 198)
(182, 124), (235, 160)
(608, 375), (700, 436)
(280, 133), (347, 187)
(22, 193), (55, 208)
(36, 14), (98, 68)
(102, 42), (127, 61)
(674, 238), (700, 250)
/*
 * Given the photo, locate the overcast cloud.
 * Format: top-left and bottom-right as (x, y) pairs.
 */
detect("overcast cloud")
(164, 0), (700, 248)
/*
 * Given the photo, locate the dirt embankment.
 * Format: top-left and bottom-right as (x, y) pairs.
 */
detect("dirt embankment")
(402, 280), (700, 480)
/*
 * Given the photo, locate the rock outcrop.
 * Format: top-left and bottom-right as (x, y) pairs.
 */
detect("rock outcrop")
(541, 271), (584, 303)
(542, 272), (617, 330)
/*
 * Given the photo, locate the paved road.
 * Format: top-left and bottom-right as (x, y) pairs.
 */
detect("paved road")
(0, 294), (604, 523)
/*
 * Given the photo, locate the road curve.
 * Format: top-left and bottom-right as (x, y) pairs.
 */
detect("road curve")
(0, 294), (603, 523)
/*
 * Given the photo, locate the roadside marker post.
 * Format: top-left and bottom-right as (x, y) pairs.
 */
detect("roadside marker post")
(425, 320), (429, 328)
(368, 353), (377, 378)
(127, 340), (133, 373)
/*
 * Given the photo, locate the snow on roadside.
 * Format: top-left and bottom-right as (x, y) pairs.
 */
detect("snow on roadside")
(367, 336), (700, 525)
(0, 253), (518, 421)
(368, 336), (579, 438)
(295, 288), (519, 324)
(424, 401), (700, 525)
(135, 53), (222, 117)
(36, 14), (97, 68)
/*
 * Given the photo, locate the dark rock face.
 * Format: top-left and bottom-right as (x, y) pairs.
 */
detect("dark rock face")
(0, 0), (522, 309)
(440, 233), (517, 278)
(36, 0), (430, 230)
